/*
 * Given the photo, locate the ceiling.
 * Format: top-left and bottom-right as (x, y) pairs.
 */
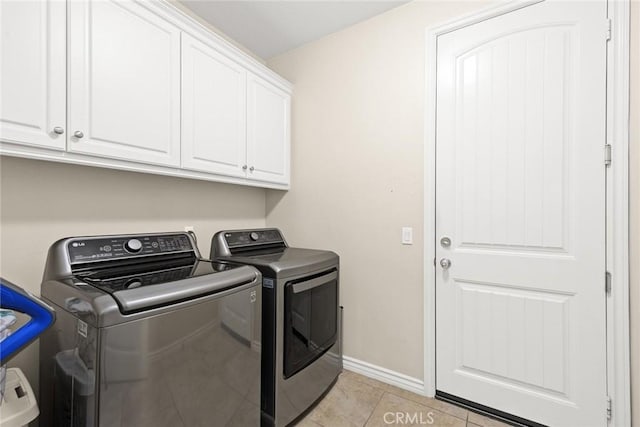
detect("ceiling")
(179, 1), (410, 59)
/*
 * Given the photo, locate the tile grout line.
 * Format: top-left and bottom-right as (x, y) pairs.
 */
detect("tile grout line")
(361, 390), (387, 427)
(339, 372), (387, 427)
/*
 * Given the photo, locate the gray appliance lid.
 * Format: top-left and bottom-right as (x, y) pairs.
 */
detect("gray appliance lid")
(211, 228), (339, 277)
(76, 258), (258, 314)
(216, 247), (338, 278)
(41, 262), (261, 327)
(109, 264), (258, 314)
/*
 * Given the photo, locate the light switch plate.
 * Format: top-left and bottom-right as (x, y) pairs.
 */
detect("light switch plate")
(402, 227), (413, 245)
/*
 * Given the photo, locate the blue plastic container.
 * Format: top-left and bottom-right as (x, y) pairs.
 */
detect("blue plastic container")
(0, 278), (56, 366)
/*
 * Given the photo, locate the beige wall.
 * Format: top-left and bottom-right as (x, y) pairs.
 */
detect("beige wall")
(266, 1), (491, 380)
(0, 156), (266, 391)
(631, 2), (639, 425)
(266, 0), (640, 418)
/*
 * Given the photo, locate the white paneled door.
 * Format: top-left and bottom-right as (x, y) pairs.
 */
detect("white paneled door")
(67, 0), (181, 167)
(435, 1), (607, 426)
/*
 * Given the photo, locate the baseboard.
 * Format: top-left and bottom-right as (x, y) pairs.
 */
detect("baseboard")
(342, 355), (426, 396)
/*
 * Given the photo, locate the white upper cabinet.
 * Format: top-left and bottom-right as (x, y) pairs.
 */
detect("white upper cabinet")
(247, 74), (291, 185)
(0, 0), (292, 189)
(0, 0), (66, 150)
(67, 0), (181, 167)
(181, 33), (247, 177)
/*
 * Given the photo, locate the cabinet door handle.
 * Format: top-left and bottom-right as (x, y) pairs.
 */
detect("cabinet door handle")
(73, 131), (84, 139)
(249, 166), (255, 172)
(53, 127), (64, 135)
(242, 165), (248, 170)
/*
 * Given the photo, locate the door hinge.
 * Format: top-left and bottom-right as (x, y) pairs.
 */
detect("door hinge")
(606, 395), (612, 420)
(605, 144), (612, 166)
(605, 271), (612, 295)
(606, 18), (612, 41)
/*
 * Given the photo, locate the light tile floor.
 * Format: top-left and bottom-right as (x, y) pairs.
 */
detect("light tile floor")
(295, 371), (511, 427)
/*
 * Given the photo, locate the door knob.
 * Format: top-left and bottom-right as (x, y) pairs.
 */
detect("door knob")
(53, 127), (64, 135)
(73, 131), (84, 139)
(439, 258), (451, 270)
(440, 236), (451, 247)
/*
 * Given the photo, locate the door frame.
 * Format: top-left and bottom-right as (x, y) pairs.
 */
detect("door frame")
(423, 1), (631, 425)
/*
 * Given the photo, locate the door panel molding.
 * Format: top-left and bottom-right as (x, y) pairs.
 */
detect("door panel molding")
(423, 1), (630, 426)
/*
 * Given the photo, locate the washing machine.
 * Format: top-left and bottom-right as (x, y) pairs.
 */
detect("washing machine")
(39, 232), (262, 426)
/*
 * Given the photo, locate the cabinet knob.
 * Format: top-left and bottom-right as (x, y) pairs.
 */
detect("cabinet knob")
(53, 127), (64, 135)
(73, 131), (84, 139)
(242, 165), (248, 170)
(249, 166), (255, 172)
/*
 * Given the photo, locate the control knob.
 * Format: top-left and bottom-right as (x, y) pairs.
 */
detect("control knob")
(125, 279), (142, 289)
(249, 232), (260, 241)
(124, 239), (143, 253)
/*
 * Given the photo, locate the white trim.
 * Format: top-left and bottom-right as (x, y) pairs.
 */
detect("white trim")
(423, 0), (631, 424)
(605, 1), (631, 426)
(343, 355), (426, 396)
(0, 142), (289, 190)
(423, 20), (437, 399)
(425, 0), (543, 37)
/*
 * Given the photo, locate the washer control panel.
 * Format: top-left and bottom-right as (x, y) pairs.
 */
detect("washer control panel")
(224, 229), (284, 249)
(68, 233), (193, 264)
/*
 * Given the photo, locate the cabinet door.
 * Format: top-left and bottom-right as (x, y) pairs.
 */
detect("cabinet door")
(68, 0), (180, 166)
(246, 74), (290, 185)
(0, 0), (66, 150)
(181, 34), (247, 177)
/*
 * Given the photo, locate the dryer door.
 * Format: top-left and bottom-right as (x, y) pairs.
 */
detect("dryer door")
(283, 269), (338, 378)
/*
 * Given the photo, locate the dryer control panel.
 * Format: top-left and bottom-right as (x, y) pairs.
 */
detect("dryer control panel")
(211, 228), (287, 257)
(68, 233), (193, 264)
(224, 229), (284, 248)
